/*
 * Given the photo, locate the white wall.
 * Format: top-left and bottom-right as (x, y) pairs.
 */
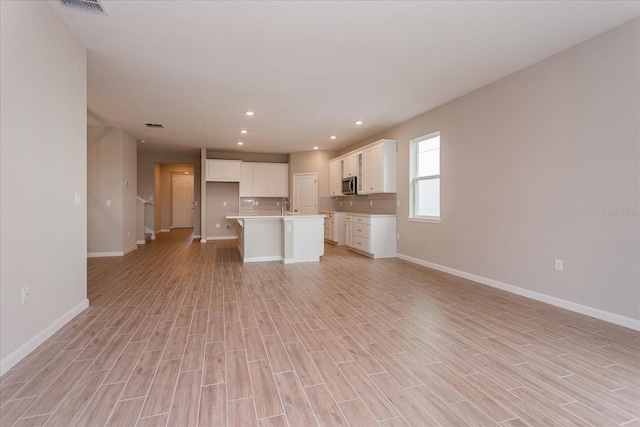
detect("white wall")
(343, 18), (640, 328)
(0, 1), (88, 373)
(87, 126), (137, 256)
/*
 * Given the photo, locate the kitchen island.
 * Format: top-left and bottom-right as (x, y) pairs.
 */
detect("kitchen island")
(225, 213), (325, 264)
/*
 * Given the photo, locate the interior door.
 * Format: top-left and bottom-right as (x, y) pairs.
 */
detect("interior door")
(292, 173), (317, 214)
(172, 174), (194, 228)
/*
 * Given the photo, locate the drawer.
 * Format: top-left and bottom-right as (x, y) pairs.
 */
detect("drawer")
(351, 215), (371, 224)
(352, 235), (371, 253)
(352, 223), (370, 238)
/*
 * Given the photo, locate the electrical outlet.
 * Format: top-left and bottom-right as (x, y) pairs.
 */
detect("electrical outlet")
(397, 199), (400, 207)
(106, 200), (111, 206)
(216, 224), (220, 229)
(555, 259), (563, 271)
(370, 201), (373, 206)
(277, 201), (280, 206)
(350, 201), (352, 206)
(397, 233), (400, 240)
(21, 286), (30, 304)
(223, 201), (227, 206)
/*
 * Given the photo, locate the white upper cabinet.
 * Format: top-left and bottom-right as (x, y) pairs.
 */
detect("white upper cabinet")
(206, 159), (241, 182)
(266, 163), (289, 197)
(360, 140), (397, 194)
(341, 153), (358, 178)
(329, 159), (342, 196)
(330, 139), (397, 195)
(239, 162), (253, 196)
(239, 162), (289, 197)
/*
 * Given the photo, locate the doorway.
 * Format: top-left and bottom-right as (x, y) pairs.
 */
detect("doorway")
(172, 174), (194, 228)
(292, 173), (318, 214)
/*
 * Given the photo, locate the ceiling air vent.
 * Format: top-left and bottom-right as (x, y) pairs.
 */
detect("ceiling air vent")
(59, 0), (106, 14)
(145, 123), (165, 129)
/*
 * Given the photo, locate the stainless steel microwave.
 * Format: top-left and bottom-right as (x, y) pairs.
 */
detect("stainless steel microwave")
(342, 176), (357, 195)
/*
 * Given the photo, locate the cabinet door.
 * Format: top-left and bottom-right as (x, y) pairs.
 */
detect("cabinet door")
(329, 160), (341, 196)
(361, 144), (382, 194)
(239, 163), (253, 197)
(206, 160), (241, 182)
(345, 220), (352, 247)
(252, 163), (267, 197)
(206, 160), (224, 181)
(343, 154), (358, 178)
(266, 163), (289, 197)
(224, 161), (241, 181)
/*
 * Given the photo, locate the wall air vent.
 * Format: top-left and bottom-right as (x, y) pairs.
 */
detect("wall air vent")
(59, 0), (106, 14)
(145, 123), (165, 128)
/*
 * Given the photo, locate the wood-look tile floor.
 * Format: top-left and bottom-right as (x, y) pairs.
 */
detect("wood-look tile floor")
(1, 228), (639, 427)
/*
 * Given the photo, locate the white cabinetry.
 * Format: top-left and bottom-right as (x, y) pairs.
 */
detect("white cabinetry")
(330, 139), (396, 195)
(240, 163), (253, 196)
(322, 212), (346, 245)
(329, 159), (342, 196)
(341, 153), (358, 178)
(239, 162), (289, 197)
(360, 140), (396, 194)
(345, 214), (396, 258)
(206, 159), (241, 182)
(266, 163), (289, 197)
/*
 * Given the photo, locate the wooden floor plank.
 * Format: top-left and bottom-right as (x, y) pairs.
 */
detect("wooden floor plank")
(1, 229), (638, 427)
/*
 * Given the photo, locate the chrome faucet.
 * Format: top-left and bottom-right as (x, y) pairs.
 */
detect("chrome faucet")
(281, 196), (290, 215)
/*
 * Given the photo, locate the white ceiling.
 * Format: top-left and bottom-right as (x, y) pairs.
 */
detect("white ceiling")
(49, 0), (639, 154)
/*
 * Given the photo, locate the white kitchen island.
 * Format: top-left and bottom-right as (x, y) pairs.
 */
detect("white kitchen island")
(226, 213), (325, 264)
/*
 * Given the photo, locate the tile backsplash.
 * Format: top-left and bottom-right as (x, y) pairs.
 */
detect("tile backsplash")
(320, 193), (397, 215)
(241, 194), (397, 216)
(240, 197), (288, 214)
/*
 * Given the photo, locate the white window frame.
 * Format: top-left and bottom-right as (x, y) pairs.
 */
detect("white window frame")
(409, 132), (441, 223)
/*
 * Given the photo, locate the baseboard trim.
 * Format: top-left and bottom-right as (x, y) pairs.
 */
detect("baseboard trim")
(160, 229), (170, 233)
(0, 299), (90, 376)
(206, 236), (239, 241)
(136, 240), (146, 245)
(123, 245), (137, 255)
(88, 251), (123, 258)
(193, 234), (201, 239)
(243, 255), (281, 263)
(397, 253), (640, 331)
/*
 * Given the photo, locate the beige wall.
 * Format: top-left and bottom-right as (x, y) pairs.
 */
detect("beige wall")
(0, 1), (88, 372)
(159, 164), (195, 231)
(343, 19), (640, 325)
(87, 126), (137, 255)
(290, 150), (338, 198)
(122, 132), (138, 251)
(206, 182), (240, 239)
(137, 149), (201, 237)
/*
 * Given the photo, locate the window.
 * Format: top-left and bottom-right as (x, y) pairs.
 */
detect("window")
(410, 132), (440, 221)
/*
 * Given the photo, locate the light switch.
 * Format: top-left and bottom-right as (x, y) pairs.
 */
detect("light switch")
(106, 200), (111, 206)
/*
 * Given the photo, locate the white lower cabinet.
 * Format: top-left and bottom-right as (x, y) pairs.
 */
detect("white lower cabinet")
(322, 212), (346, 245)
(345, 214), (396, 258)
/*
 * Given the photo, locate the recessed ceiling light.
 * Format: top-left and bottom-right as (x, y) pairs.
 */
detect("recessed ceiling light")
(313, 146), (319, 150)
(138, 139), (146, 144)
(245, 111), (254, 116)
(330, 135), (336, 139)
(237, 141), (244, 145)
(355, 121), (363, 125)
(240, 130), (248, 134)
